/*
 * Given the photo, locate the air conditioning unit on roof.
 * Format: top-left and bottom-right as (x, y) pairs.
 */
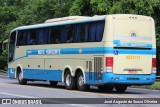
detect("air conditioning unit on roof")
(45, 16), (91, 23)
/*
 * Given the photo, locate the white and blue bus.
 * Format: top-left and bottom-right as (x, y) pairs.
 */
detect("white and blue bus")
(8, 14), (156, 92)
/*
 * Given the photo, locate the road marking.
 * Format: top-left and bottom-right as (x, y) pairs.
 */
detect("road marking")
(0, 92), (34, 98)
(0, 82), (130, 98)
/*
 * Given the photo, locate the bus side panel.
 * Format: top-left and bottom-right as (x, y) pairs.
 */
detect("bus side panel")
(23, 69), (62, 81)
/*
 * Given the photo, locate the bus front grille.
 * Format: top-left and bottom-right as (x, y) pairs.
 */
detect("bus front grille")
(94, 57), (103, 80)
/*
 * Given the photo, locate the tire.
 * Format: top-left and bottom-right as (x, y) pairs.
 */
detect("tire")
(64, 70), (76, 90)
(115, 84), (128, 93)
(77, 72), (89, 91)
(98, 85), (114, 92)
(17, 71), (27, 85)
(50, 81), (58, 87)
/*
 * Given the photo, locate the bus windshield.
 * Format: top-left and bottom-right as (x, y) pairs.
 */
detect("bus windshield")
(9, 31), (16, 62)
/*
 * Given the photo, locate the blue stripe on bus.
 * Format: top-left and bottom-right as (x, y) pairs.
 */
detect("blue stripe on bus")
(113, 40), (152, 48)
(26, 47), (156, 55)
(85, 72), (155, 85)
(12, 47), (156, 62)
(8, 68), (155, 85)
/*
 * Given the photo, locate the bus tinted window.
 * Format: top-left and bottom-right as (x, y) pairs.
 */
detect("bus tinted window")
(60, 27), (67, 43)
(29, 29), (37, 45)
(49, 27), (61, 44)
(89, 21), (104, 42)
(37, 28), (49, 45)
(17, 31), (28, 46)
(66, 25), (76, 43)
(84, 24), (89, 42)
(89, 23), (97, 42)
(16, 21), (105, 46)
(96, 21), (105, 41)
(17, 31), (23, 46)
(75, 24), (86, 42)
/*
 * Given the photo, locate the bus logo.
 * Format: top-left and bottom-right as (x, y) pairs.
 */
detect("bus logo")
(131, 33), (136, 37)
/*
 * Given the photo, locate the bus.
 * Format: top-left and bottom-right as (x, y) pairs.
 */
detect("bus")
(8, 14), (156, 93)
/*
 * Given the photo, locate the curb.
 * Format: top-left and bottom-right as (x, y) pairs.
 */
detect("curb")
(0, 75), (8, 79)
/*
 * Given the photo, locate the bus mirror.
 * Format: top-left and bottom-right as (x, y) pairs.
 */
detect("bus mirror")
(2, 39), (9, 50)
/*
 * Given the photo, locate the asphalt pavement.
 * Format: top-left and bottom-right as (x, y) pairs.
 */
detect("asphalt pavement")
(0, 76), (160, 107)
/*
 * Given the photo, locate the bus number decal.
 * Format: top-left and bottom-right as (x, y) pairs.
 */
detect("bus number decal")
(126, 56), (140, 60)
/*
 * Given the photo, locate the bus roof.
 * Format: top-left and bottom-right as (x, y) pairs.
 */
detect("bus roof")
(11, 15), (106, 32)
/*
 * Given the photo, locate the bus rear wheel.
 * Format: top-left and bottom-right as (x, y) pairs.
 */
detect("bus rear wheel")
(115, 84), (128, 93)
(50, 81), (58, 87)
(98, 85), (114, 92)
(77, 72), (89, 91)
(17, 71), (27, 85)
(64, 71), (76, 90)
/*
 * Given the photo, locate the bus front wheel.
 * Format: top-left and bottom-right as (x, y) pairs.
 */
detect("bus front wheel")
(17, 71), (27, 85)
(64, 71), (76, 90)
(115, 84), (127, 93)
(77, 72), (89, 91)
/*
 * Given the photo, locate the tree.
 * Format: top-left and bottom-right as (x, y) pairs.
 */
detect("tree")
(69, 0), (91, 16)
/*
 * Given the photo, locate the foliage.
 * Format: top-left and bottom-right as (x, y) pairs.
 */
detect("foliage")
(0, 0), (160, 70)
(69, 0), (160, 38)
(132, 82), (160, 91)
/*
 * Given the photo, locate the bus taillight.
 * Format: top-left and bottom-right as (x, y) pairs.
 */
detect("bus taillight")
(152, 58), (156, 73)
(106, 57), (113, 72)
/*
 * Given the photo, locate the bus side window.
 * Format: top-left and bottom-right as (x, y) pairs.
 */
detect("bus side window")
(84, 24), (89, 42)
(29, 30), (37, 45)
(49, 28), (61, 44)
(80, 24), (86, 42)
(96, 21), (104, 42)
(75, 24), (86, 43)
(54, 29), (61, 44)
(17, 30), (29, 46)
(60, 27), (67, 43)
(17, 31), (23, 46)
(37, 28), (49, 45)
(49, 28), (54, 44)
(75, 25), (81, 42)
(88, 21), (104, 42)
(66, 25), (75, 43)
(89, 22), (97, 42)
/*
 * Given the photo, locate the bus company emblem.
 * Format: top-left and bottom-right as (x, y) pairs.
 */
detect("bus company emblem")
(131, 33), (136, 37)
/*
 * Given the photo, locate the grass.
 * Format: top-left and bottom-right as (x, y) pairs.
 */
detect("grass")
(0, 71), (8, 76)
(131, 81), (160, 91)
